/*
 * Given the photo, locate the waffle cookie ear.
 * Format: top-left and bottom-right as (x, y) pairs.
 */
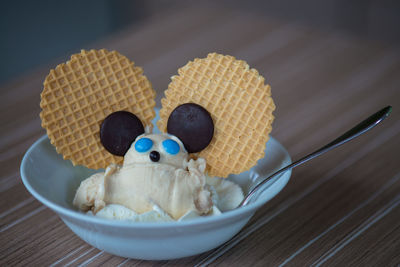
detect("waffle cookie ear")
(40, 49), (156, 169)
(158, 53), (275, 178)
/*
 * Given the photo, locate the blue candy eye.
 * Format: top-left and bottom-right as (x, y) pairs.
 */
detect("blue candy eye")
(162, 139), (180, 155)
(134, 138), (153, 153)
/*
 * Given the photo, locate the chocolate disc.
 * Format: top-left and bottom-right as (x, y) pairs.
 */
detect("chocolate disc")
(100, 111), (144, 156)
(167, 103), (214, 153)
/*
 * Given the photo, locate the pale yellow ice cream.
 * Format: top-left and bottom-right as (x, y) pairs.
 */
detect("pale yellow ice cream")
(73, 133), (243, 221)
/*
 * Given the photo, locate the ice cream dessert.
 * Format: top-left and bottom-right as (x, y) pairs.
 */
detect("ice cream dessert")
(72, 103), (244, 221)
(73, 131), (244, 221)
(39, 50), (275, 222)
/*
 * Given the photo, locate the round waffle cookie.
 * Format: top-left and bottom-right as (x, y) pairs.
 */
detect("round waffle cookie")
(158, 53), (275, 178)
(40, 49), (156, 169)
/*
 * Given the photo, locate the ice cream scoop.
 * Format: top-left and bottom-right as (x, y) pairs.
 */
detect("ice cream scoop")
(73, 133), (218, 220)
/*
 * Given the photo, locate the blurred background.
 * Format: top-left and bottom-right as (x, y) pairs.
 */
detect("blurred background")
(1, 0), (399, 85)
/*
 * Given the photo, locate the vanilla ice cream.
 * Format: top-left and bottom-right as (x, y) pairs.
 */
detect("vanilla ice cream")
(73, 133), (244, 221)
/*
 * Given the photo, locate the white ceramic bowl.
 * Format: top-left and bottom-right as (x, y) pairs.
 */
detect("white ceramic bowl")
(20, 134), (291, 260)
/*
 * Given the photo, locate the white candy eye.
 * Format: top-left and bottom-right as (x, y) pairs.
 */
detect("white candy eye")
(162, 139), (180, 155)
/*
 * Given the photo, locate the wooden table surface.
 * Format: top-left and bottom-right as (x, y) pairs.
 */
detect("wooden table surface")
(1, 4), (400, 266)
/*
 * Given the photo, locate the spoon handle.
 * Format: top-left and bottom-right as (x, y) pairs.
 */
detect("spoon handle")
(240, 105), (392, 207)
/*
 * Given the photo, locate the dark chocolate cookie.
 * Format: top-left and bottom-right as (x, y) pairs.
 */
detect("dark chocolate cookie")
(167, 103), (214, 153)
(100, 111), (144, 156)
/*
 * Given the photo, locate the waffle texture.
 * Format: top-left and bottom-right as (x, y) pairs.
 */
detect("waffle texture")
(158, 53), (275, 178)
(40, 49), (156, 169)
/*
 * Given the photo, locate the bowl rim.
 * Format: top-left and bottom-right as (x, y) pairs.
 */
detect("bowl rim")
(20, 134), (291, 229)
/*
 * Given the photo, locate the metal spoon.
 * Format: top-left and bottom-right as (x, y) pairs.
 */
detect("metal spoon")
(239, 105), (392, 207)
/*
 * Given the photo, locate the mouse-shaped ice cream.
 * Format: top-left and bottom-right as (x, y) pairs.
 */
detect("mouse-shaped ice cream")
(73, 104), (218, 220)
(40, 50), (274, 222)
